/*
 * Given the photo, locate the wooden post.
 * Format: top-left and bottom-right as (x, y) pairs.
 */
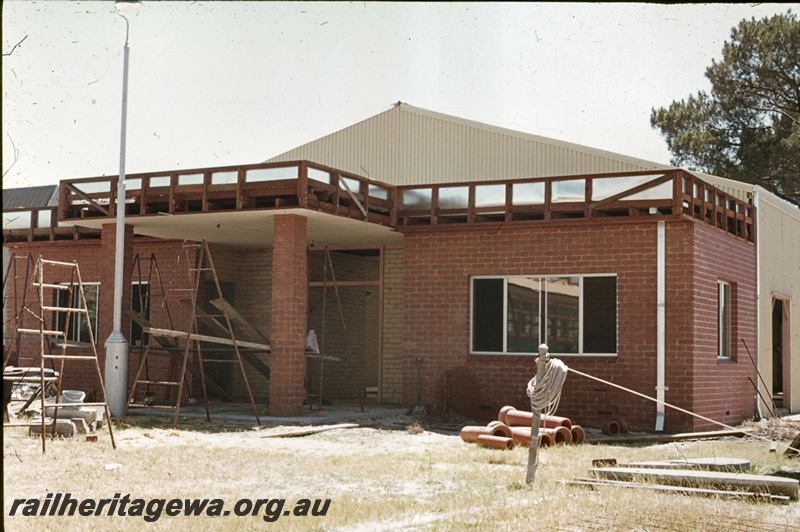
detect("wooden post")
(526, 344), (550, 484)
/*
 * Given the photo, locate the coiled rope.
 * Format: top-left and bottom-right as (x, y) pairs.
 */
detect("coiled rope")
(527, 356), (568, 419)
(526, 347), (569, 483)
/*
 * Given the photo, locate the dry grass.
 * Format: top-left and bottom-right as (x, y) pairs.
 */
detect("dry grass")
(4, 414), (800, 531)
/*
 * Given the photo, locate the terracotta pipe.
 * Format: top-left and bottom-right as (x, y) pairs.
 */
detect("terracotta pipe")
(504, 408), (572, 429)
(541, 426), (573, 445)
(460, 425), (493, 443)
(570, 425), (586, 445)
(488, 422), (513, 439)
(617, 417), (629, 433)
(510, 426), (556, 448)
(510, 426), (532, 445)
(460, 423), (513, 442)
(540, 415), (572, 430)
(476, 434), (515, 450)
(497, 405), (515, 424)
(602, 421), (621, 436)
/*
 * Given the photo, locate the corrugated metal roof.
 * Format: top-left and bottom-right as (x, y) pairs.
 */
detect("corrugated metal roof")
(2, 185), (58, 210)
(265, 103), (673, 185)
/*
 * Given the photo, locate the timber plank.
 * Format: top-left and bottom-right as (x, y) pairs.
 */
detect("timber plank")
(260, 423), (359, 438)
(568, 478), (791, 503)
(620, 457), (750, 472)
(210, 298), (271, 345)
(143, 327), (270, 351)
(590, 467), (799, 499)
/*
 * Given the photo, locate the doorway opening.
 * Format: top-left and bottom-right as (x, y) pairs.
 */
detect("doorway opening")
(772, 296), (790, 409)
(306, 248), (382, 404)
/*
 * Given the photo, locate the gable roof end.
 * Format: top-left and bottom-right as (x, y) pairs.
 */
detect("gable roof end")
(265, 103), (672, 185)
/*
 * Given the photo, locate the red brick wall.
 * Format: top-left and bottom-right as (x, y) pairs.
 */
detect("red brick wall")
(5, 234), (191, 403)
(687, 223), (757, 430)
(401, 218), (756, 432)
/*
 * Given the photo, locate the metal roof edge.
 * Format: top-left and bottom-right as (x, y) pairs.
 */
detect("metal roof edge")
(265, 102), (673, 171)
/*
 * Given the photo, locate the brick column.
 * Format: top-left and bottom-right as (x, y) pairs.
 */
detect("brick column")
(269, 215), (308, 416)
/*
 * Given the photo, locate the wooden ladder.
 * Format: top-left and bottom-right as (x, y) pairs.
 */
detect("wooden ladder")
(6, 257), (116, 453)
(2, 252), (34, 371)
(125, 240), (261, 426)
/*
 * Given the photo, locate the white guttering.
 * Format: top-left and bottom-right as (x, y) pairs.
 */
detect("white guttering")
(656, 221), (667, 431)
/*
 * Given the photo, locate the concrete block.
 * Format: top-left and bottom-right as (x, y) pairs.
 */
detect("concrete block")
(29, 418), (76, 438)
(45, 406), (97, 428)
(71, 417), (90, 434)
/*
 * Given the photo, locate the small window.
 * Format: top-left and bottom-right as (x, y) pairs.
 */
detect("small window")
(56, 283), (99, 344)
(718, 281), (732, 358)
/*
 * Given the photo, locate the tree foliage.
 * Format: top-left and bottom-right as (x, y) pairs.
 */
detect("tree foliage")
(651, 11), (800, 204)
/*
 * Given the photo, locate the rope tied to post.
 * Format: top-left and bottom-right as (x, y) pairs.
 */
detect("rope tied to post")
(526, 345), (569, 484)
(526, 354), (568, 419)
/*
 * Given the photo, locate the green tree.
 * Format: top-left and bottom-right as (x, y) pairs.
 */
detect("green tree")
(651, 11), (800, 204)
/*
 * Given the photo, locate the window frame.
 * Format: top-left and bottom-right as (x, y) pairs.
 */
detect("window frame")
(717, 280), (732, 359)
(130, 281), (150, 346)
(470, 274), (618, 357)
(56, 282), (100, 344)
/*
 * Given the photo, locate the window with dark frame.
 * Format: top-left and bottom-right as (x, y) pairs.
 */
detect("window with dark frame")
(130, 282), (150, 346)
(718, 280), (732, 358)
(471, 275), (617, 355)
(55, 283), (99, 343)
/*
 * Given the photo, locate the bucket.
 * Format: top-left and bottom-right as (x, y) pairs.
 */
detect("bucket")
(62, 390), (86, 410)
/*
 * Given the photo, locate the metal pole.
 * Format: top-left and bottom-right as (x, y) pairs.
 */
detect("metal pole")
(104, 11), (131, 417)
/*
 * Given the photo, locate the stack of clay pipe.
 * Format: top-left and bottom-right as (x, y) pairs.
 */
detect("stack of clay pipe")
(460, 405), (586, 450)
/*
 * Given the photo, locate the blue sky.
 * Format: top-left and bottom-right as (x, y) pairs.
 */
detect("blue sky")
(2, 2), (791, 188)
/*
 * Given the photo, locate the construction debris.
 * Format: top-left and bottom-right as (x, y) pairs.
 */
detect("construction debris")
(260, 423), (360, 438)
(786, 432), (800, 458)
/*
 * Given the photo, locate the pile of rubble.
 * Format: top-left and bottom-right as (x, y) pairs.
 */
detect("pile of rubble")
(460, 405), (586, 450)
(28, 402), (106, 441)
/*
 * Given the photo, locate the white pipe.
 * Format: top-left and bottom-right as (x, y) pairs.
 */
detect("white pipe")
(656, 221), (666, 431)
(753, 187), (764, 419)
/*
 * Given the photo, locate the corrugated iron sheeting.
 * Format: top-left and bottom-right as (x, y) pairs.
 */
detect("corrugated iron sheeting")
(265, 104), (671, 185)
(3, 185), (58, 210)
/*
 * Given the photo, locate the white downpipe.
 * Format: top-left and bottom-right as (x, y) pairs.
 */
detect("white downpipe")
(753, 187), (764, 419)
(656, 221), (666, 431)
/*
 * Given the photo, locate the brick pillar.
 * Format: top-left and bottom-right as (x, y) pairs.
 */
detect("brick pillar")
(269, 215), (308, 416)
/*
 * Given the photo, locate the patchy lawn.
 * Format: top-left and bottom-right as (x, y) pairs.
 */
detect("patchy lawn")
(4, 414), (799, 531)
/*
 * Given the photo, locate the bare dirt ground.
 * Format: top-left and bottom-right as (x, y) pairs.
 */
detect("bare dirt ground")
(4, 413), (800, 531)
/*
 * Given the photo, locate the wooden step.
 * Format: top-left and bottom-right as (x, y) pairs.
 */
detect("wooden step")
(41, 306), (88, 313)
(18, 329), (65, 336)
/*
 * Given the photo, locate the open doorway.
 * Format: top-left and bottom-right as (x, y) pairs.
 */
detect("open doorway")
(201, 280), (236, 399)
(306, 248), (382, 404)
(772, 296), (790, 408)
